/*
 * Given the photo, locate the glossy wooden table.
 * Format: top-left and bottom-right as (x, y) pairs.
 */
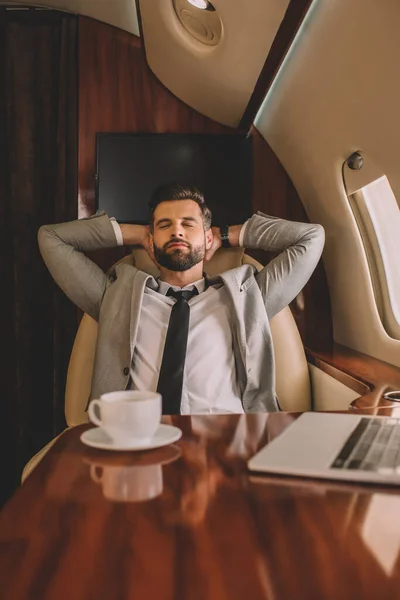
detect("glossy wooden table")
(2, 413), (400, 600)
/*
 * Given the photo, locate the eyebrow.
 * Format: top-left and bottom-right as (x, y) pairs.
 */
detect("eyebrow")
(155, 216), (199, 226)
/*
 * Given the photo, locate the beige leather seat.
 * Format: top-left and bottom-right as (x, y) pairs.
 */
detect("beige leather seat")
(22, 247), (311, 480)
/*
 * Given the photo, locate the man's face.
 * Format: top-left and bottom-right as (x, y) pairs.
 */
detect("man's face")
(150, 200), (212, 272)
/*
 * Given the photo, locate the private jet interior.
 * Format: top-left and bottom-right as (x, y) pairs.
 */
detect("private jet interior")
(1, 0), (400, 598)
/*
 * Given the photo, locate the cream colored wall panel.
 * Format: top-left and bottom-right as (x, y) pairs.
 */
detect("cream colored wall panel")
(255, 0), (400, 367)
(140, 0), (290, 127)
(5, 0), (140, 35)
(308, 364), (360, 411)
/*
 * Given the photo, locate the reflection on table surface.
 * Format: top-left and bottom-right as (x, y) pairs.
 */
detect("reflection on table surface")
(85, 443), (182, 503)
(1, 412), (400, 600)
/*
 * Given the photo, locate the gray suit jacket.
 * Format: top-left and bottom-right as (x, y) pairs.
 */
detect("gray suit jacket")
(38, 212), (324, 412)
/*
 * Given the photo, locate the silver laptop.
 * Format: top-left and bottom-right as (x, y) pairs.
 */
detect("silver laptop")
(247, 412), (400, 485)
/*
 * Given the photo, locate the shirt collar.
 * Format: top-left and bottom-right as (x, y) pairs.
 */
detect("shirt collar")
(157, 277), (206, 296)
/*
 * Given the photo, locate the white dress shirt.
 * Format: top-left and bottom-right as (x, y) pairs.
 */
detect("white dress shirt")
(110, 219), (248, 414)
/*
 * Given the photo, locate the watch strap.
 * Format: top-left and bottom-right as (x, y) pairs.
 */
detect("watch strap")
(220, 225), (230, 248)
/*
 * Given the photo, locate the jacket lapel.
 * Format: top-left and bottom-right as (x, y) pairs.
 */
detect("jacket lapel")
(218, 267), (251, 379)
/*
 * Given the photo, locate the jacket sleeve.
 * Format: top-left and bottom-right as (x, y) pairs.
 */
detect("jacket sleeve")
(243, 211), (325, 319)
(38, 212), (120, 321)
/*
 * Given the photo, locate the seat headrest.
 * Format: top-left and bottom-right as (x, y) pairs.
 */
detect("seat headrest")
(128, 247), (246, 277)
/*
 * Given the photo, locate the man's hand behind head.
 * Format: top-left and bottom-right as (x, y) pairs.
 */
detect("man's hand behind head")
(204, 227), (221, 262)
(119, 223), (157, 265)
(142, 226), (157, 265)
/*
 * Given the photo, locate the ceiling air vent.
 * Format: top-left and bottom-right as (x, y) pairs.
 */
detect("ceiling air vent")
(173, 0), (222, 46)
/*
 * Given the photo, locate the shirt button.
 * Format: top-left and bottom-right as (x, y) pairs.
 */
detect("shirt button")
(123, 367), (130, 376)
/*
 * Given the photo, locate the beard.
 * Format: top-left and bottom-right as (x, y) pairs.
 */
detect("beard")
(153, 239), (205, 272)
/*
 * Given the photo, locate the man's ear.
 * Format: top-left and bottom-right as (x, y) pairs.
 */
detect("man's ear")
(205, 228), (213, 250)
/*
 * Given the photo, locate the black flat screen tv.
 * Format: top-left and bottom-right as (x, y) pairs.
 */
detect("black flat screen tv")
(95, 133), (253, 226)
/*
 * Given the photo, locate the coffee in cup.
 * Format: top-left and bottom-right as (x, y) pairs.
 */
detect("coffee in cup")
(88, 390), (161, 444)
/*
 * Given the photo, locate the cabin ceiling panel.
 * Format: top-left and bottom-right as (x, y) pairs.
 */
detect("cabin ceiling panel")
(4, 0), (140, 36)
(139, 0), (291, 127)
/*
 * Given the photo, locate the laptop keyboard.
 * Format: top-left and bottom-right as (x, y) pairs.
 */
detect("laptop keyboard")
(331, 417), (400, 473)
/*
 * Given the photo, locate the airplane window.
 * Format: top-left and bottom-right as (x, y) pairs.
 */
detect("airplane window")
(350, 176), (400, 339)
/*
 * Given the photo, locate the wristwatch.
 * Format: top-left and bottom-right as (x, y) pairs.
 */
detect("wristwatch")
(220, 225), (231, 248)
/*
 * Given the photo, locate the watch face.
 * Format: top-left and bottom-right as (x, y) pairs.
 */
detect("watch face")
(221, 227), (230, 247)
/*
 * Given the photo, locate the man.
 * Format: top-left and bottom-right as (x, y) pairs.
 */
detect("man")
(38, 182), (324, 414)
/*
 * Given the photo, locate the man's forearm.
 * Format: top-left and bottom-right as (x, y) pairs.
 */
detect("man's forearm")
(212, 224), (244, 249)
(227, 224), (243, 247)
(37, 213), (118, 320)
(38, 213), (120, 256)
(119, 223), (147, 246)
(244, 212), (325, 318)
(242, 212), (324, 253)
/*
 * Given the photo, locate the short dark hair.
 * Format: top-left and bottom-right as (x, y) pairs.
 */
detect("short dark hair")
(149, 183), (212, 231)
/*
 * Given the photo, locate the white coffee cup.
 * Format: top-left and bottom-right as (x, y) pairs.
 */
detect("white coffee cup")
(90, 464), (163, 503)
(88, 391), (161, 444)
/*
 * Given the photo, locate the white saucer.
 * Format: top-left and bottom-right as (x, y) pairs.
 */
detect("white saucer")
(80, 424), (182, 451)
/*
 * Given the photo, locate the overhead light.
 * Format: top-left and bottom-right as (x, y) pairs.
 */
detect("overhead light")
(187, 0), (210, 9)
(173, 0), (220, 45)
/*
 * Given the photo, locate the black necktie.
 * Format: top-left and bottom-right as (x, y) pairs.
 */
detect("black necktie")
(157, 288), (198, 415)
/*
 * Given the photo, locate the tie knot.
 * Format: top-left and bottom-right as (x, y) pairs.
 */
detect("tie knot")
(167, 288), (198, 302)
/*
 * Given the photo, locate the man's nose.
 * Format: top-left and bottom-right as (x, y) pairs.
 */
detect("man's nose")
(170, 225), (184, 238)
